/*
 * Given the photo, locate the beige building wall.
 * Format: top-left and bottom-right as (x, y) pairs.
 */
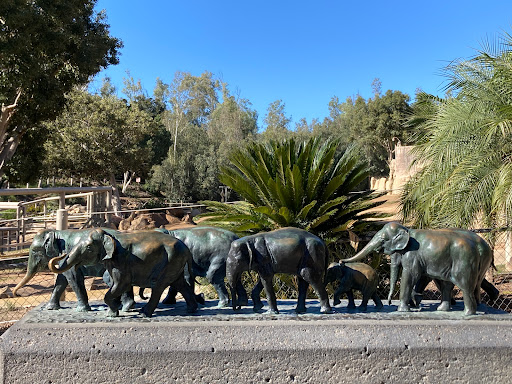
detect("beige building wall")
(370, 143), (422, 195)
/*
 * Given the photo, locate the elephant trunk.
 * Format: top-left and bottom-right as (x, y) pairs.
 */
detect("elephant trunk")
(13, 251), (41, 296)
(388, 253), (400, 305)
(12, 271), (37, 296)
(48, 253), (74, 274)
(342, 237), (380, 263)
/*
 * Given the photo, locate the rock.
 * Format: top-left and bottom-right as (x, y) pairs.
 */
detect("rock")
(0, 286), (11, 299)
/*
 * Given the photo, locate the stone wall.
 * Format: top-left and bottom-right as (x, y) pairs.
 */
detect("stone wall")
(371, 143), (422, 195)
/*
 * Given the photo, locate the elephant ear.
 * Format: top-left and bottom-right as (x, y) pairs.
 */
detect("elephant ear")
(253, 237), (270, 262)
(99, 231), (116, 261)
(390, 227), (410, 251)
(43, 231), (59, 259)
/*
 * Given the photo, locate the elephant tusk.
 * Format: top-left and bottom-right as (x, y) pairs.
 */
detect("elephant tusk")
(48, 253), (69, 273)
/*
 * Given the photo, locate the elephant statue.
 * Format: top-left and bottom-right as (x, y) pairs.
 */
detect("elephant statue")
(156, 227), (248, 308)
(48, 228), (198, 318)
(226, 227), (332, 314)
(13, 228), (134, 312)
(325, 262), (383, 311)
(343, 222), (494, 315)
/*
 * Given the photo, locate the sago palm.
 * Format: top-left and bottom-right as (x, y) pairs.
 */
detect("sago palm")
(200, 137), (386, 240)
(402, 32), (512, 229)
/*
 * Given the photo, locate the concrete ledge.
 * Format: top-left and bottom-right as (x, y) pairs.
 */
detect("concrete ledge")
(1, 300), (512, 383)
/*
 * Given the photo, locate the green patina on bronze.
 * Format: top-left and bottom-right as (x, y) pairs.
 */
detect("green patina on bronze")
(344, 222), (496, 316)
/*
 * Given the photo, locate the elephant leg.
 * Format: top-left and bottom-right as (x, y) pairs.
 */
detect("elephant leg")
(299, 268), (332, 314)
(209, 268), (230, 308)
(437, 281), (454, 312)
(412, 275), (431, 307)
(372, 292), (383, 309)
(481, 278), (499, 301)
(120, 288), (135, 311)
(251, 280), (264, 312)
(140, 282), (168, 318)
(296, 277), (308, 314)
(459, 282), (478, 316)
(235, 280), (249, 307)
(171, 274), (198, 314)
(47, 274), (68, 310)
(346, 290), (356, 309)
(104, 282), (131, 318)
(333, 287), (344, 306)
(259, 274), (279, 314)
(398, 270), (413, 312)
(359, 291), (370, 312)
(65, 269), (91, 312)
(162, 286), (178, 305)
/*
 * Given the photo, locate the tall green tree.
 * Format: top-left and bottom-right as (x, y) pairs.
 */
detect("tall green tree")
(43, 89), (153, 212)
(147, 71), (223, 201)
(262, 99), (292, 141)
(121, 76), (171, 192)
(164, 71), (220, 163)
(200, 137), (385, 240)
(0, 0), (121, 177)
(401, 32), (512, 229)
(208, 83), (258, 162)
(318, 87), (412, 177)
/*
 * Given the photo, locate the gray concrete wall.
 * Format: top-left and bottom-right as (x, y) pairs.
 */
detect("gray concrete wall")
(1, 300), (512, 383)
(2, 318), (512, 383)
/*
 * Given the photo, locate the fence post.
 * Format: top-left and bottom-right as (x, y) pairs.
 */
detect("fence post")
(105, 189), (112, 222)
(56, 192), (68, 230)
(506, 231), (512, 271)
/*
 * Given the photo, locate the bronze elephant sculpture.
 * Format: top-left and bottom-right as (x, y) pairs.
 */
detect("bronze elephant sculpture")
(49, 229), (197, 318)
(226, 227), (332, 314)
(13, 228), (134, 312)
(325, 262), (383, 311)
(344, 222), (494, 315)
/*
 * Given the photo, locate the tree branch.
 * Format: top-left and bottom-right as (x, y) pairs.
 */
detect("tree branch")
(0, 89), (22, 140)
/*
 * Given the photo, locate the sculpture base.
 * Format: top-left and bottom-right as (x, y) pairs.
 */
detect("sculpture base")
(1, 300), (511, 383)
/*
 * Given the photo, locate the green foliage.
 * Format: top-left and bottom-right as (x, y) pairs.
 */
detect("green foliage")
(262, 100), (292, 141)
(147, 72), (257, 202)
(401, 32), (512, 228)
(199, 137), (386, 239)
(0, 0), (121, 176)
(315, 87), (412, 178)
(42, 89), (154, 181)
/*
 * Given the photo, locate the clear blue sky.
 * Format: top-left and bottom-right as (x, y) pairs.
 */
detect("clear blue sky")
(92, 0), (512, 128)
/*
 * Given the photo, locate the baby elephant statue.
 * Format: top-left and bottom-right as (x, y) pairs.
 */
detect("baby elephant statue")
(343, 222), (493, 315)
(48, 229), (198, 318)
(325, 262), (383, 311)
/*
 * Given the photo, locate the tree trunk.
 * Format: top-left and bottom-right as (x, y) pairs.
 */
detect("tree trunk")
(109, 173), (122, 215)
(0, 90), (24, 177)
(122, 171), (133, 194)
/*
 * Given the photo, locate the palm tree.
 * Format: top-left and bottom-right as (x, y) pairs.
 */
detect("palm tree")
(200, 137), (385, 241)
(402, 32), (512, 229)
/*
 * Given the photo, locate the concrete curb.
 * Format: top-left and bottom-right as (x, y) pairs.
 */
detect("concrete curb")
(1, 300), (511, 383)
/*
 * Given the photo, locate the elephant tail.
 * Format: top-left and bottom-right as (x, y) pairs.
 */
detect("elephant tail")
(139, 287), (148, 300)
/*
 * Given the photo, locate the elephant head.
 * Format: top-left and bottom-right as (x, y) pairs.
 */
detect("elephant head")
(344, 222), (410, 262)
(48, 229), (115, 274)
(13, 229), (62, 296)
(342, 222), (410, 304)
(325, 262), (345, 284)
